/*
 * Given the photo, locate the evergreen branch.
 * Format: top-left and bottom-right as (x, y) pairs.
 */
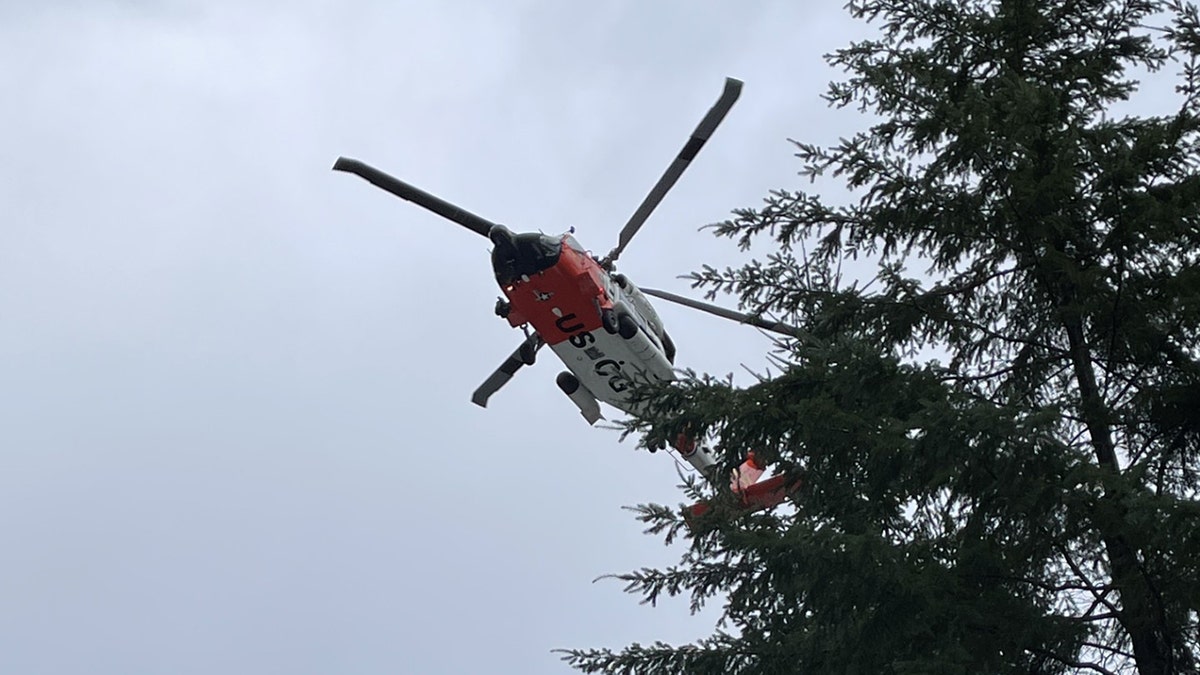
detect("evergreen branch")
(1027, 647), (1121, 675)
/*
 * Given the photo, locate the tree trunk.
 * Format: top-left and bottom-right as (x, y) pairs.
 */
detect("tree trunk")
(1063, 315), (1172, 675)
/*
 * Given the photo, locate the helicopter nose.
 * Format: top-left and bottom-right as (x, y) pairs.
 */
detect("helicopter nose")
(488, 226), (562, 286)
(488, 224), (516, 250)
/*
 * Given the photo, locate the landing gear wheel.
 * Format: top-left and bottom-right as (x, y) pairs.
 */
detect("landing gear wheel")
(601, 307), (619, 335)
(555, 371), (580, 395)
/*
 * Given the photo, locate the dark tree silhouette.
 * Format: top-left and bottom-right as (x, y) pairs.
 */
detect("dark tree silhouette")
(563, 1), (1200, 673)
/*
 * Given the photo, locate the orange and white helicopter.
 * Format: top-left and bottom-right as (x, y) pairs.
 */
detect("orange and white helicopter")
(334, 78), (795, 519)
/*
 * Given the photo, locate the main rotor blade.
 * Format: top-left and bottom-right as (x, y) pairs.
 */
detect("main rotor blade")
(471, 333), (544, 408)
(640, 287), (813, 342)
(606, 77), (743, 264)
(333, 157), (495, 238)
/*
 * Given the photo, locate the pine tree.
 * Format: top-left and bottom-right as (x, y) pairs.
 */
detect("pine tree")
(562, 1), (1200, 673)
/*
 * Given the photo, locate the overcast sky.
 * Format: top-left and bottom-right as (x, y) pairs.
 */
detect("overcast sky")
(1, 3), (867, 673)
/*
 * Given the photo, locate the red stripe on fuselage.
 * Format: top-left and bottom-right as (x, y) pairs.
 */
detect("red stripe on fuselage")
(501, 239), (610, 345)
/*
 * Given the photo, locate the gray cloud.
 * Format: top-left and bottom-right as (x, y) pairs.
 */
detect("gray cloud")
(1, 2), (862, 673)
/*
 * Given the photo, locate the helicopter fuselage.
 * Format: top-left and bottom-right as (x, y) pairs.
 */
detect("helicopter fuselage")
(493, 227), (676, 415)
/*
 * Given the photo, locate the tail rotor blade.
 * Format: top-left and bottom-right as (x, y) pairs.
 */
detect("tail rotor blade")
(640, 287), (813, 342)
(333, 157), (497, 238)
(606, 77), (743, 264)
(471, 334), (544, 408)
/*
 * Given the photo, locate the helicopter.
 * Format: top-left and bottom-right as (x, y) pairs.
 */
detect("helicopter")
(334, 77), (797, 519)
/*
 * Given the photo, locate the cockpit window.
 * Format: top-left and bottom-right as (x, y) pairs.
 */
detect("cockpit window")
(563, 235), (587, 254)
